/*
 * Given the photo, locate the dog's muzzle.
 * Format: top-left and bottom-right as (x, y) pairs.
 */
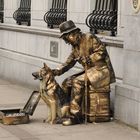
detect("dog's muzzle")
(32, 72), (43, 80)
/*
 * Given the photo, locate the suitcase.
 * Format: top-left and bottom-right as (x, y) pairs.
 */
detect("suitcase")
(0, 91), (41, 125)
(87, 91), (110, 123)
(0, 109), (29, 125)
(22, 90), (41, 115)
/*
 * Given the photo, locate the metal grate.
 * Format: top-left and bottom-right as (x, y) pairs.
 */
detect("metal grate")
(44, 0), (67, 29)
(86, 0), (117, 36)
(0, 0), (4, 23)
(13, 0), (31, 26)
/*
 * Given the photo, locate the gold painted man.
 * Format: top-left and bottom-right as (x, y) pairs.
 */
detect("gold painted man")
(52, 20), (116, 125)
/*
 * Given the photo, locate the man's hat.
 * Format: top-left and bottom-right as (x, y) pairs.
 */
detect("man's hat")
(59, 20), (80, 38)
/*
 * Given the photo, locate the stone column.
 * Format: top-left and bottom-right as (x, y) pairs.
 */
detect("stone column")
(4, 0), (18, 24)
(31, 0), (49, 27)
(115, 0), (140, 130)
(67, 0), (92, 32)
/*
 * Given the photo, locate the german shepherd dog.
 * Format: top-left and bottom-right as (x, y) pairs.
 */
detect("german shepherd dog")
(32, 63), (69, 124)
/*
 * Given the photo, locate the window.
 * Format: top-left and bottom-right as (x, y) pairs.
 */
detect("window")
(44, 0), (67, 29)
(86, 0), (118, 36)
(13, 0), (31, 26)
(0, 0), (4, 23)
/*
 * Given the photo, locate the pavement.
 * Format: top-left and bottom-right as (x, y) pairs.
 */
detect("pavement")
(0, 78), (140, 140)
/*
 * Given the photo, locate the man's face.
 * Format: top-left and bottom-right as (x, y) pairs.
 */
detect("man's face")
(62, 32), (78, 46)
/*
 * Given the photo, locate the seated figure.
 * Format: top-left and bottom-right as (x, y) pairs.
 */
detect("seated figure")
(52, 20), (116, 126)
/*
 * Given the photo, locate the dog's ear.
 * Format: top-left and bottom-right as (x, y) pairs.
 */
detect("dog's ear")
(43, 63), (50, 71)
(43, 63), (47, 68)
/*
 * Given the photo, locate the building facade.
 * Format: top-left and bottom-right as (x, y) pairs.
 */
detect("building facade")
(0, 0), (139, 130)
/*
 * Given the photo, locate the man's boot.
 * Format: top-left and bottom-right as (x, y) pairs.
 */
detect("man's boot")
(62, 112), (83, 126)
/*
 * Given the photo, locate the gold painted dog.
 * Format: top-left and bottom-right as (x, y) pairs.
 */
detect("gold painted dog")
(32, 63), (69, 124)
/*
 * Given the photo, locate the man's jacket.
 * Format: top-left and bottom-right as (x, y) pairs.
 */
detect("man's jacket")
(57, 33), (116, 84)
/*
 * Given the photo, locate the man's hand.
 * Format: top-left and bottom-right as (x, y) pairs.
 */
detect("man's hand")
(52, 69), (60, 76)
(79, 56), (91, 65)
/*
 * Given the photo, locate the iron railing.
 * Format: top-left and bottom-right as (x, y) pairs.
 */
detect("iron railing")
(44, 0), (67, 28)
(86, 0), (117, 36)
(13, 0), (31, 26)
(0, 0), (4, 23)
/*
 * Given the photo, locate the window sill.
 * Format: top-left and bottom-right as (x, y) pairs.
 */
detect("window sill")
(0, 23), (60, 37)
(96, 34), (124, 48)
(0, 23), (124, 47)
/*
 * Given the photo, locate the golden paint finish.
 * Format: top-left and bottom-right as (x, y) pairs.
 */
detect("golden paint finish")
(33, 63), (69, 124)
(87, 91), (110, 122)
(132, 0), (140, 13)
(56, 32), (115, 123)
(58, 33), (115, 85)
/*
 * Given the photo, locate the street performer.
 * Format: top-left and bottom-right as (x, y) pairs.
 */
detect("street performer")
(52, 20), (116, 125)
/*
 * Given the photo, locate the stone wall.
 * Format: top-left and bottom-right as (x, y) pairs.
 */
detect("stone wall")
(115, 0), (140, 130)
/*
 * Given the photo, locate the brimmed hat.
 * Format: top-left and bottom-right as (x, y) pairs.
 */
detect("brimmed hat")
(59, 20), (80, 38)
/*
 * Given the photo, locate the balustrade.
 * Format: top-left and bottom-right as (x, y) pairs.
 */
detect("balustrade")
(44, 0), (67, 28)
(86, 0), (117, 36)
(13, 0), (31, 26)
